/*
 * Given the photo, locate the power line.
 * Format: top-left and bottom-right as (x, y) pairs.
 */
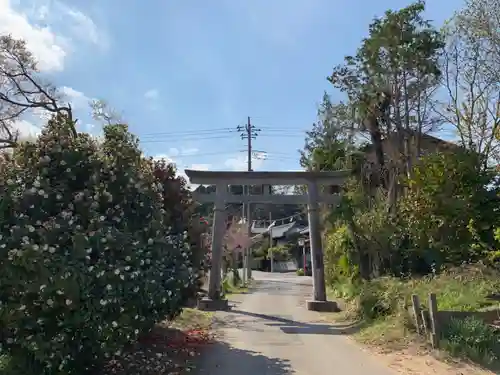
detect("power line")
(159, 150), (245, 158)
(140, 134), (236, 143)
(140, 128), (237, 138)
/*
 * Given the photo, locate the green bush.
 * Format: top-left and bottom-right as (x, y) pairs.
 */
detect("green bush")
(441, 317), (499, 365)
(152, 159), (209, 306)
(0, 116), (195, 374)
(399, 150), (500, 272)
(296, 268), (305, 276)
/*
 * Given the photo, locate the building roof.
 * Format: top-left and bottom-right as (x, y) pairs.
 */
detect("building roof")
(361, 130), (459, 153)
(251, 221), (298, 239)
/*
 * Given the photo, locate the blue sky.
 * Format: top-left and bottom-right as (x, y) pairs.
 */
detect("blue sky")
(2, 0), (464, 178)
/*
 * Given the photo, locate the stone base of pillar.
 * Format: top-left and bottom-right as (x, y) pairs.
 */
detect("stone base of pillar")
(306, 300), (340, 312)
(197, 297), (229, 311)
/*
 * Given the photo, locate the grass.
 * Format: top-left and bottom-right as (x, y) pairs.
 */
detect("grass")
(222, 270), (252, 297)
(325, 264), (500, 368)
(168, 307), (214, 331)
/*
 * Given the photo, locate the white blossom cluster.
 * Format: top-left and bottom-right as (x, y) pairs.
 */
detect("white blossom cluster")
(0, 118), (198, 374)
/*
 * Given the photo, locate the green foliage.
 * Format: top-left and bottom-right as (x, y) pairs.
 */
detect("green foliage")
(329, 1), (444, 129)
(296, 268), (305, 276)
(267, 245), (291, 261)
(441, 317), (499, 365)
(324, 224), (357, 285)
(331, 265), (500, 326)
(300, 94), (350, 171)
(0, 115), (197, 374)
(152, 159), (209, 305)
(399, 150), (499, 271)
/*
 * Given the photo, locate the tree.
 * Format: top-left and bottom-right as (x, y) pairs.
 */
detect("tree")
(300, 93), (352, 172)
(328, 1), (444, 186)
(437, 0), (500, 167)
(0, 34), (75, 149)
(91, 99), (124, 126)
(0, 115), (195, 373)
(223, 220), (251, 275)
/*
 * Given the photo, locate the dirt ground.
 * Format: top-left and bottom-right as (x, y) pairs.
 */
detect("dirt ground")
(368, 344), (496, 375)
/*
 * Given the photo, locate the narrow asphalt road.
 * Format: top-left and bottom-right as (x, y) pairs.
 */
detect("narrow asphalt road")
(198, 271), (395, 375)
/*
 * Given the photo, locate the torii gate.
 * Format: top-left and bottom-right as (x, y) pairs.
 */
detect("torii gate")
(185, 169), (350, 312)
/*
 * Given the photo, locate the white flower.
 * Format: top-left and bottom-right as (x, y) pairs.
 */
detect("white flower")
(47, 299), (54, 306)
(147, 238), (153, 245)
(99, 299), (107, 306)
(65, 299), (72, 306)
(112, 321), (118, 328)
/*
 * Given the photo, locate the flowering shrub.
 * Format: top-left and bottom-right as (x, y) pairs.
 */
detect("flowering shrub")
(0, 115), (195, 374)
(151, 159), (209, 308)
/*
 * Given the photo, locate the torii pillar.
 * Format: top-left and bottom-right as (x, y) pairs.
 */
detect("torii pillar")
(185, 169), (349, 312)
(198, 183), (229, 311)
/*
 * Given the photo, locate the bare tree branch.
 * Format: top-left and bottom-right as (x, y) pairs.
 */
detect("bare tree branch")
(0, 34), (76, 148)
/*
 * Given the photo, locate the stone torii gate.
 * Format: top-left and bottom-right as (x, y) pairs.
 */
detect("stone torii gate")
(185, 169), (349, 312)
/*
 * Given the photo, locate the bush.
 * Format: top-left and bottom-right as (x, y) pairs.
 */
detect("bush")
(267, 246), (290, 261)
(296, 268), (305, 276)
(441, 317), (499, 365)
(399, 150), (500, 272)
(329, 265), (500, 328)
(0, 116), (195, 374)
(152, 159), (209, 307)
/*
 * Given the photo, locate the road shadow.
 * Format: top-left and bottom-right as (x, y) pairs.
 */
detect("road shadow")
(229, 309), (362, 335)
(196, 341), (293, 375)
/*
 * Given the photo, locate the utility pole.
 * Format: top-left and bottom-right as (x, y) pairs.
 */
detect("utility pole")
(269, 212), (274, 273)
(237, 117), (260, 281)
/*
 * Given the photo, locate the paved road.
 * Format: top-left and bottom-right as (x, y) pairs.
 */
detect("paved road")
(199, 271), (395, 375)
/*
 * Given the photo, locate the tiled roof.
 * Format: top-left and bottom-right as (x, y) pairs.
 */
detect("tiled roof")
(251, 222), (309, 239)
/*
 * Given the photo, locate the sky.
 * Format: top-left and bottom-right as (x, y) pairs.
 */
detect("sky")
(1, 0), (465, 182)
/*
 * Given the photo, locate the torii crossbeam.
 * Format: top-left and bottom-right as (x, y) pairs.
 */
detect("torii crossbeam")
(186, 169), (350, 312)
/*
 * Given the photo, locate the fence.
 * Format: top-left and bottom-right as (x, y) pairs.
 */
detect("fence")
(411, 293), (500, 348)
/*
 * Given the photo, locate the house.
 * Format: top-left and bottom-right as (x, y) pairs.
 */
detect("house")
(251, 220), (306, 247)
(362, 130), (459, 165)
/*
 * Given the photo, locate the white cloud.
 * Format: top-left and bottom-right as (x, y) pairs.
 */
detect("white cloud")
(152, 152), (212, 190)
(60, 86), (91, 109)
(152, 153), (175, 164)
(65, 8), (107, 50)
(224, 153), (265, 171)
(190, 163), (211, 171)
(0, 0), (66, 71)
(0, 0), (106, 72)
(12, 119), (41, 139)
(180, 147), (199, 156)
(144, 89), (159, 100)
